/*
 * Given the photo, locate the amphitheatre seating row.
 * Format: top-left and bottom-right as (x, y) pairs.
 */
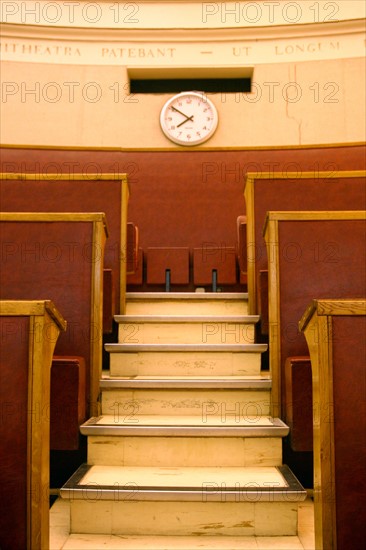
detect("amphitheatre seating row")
(264, 210), (365, 494)
(1, 145), (365, 293)
(244, 170), (366, 315)
(0, 212), (108, 418)
(0, 172), (132, 448)
(300, 299), (366, 550)
(0, 173), (129, 314)
(0, 169), (243, 290)
(263, 211), (366, 419)
(0, 300), (66, 550)
(243, 171), (365, 479)
(243, 170), (365, 489)
(0, 212), (141, 450)
(127, 244), (243, 289)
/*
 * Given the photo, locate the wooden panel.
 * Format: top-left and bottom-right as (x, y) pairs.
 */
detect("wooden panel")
(300, 299), (366, 550)
(0, 213), (107, 415)
(331, 315), (366, 550)
(245, 172), (366, 314)
(2, 145), (365, 178)
(0, 300), (65, 550)
(263, 212), (366, 418)
(0, 315), (29, 550)
(0, 173), (129, 314)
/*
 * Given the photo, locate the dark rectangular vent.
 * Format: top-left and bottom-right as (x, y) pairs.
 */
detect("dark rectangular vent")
(130, 78), (251, 94)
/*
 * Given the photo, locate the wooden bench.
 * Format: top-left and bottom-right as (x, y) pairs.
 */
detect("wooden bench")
(300, 299), (366, 550)
(144, 245), (238, 290)
(0, 300), (66, 550)
(147, 247), (190, 288)
(263, 211), (366, 420)
(0, 172), (129, 315)
(193, 245), (237, 289)
(0, 212), (108, 416)
(244, 170), (366, 315)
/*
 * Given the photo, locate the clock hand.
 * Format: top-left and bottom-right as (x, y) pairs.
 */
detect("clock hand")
(177, 116), (194, 128)
(171, 106), (191, 118)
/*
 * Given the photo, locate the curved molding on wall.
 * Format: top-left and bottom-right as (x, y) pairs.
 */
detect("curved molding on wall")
(0, 0), (364, 29)
(1, 19), (365, 66)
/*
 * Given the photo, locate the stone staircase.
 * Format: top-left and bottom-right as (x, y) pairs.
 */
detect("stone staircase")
(59, 292), (306, 548)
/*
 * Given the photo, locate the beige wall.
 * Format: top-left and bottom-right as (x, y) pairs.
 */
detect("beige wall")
(0, 1), (365, 148)
(1, 56), (364, 148)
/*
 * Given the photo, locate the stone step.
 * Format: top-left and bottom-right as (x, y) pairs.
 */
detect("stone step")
(82, 415), (288, 467)
(61, 464), (306, 536)
(126, 292), (249, 316)
(115, 315), (259, 344)
(105, 343), (267, 377)
(82, 413), (287, 435)
(57, 533), (305, 550)
(100, 376), (271, 417)
(100, 375), (271, 389)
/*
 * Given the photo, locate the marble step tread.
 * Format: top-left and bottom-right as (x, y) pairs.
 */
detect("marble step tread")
(126, 292), (249, 301)
(100, 375), (271, 390)
(58, 533), (305, 550)
(106, 343), (267, 352)
(60, 464), (306, 502)
(81, 415), (289, 437)
(115, 315), (259, 323)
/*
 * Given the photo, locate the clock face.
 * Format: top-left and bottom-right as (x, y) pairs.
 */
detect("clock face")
(160, 91), (218, 146)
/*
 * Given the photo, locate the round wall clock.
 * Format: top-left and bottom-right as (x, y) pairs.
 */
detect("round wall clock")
(160, 91), (218, 146)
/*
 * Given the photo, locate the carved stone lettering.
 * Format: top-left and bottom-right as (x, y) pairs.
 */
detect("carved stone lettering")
(0, 42), (81, 56)
(275, 41), (340, 55)
(101, 47), (176, 58)
(232, 46), (252, 56)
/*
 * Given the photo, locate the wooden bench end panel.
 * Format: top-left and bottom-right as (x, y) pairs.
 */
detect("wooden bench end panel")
(51, 356), (87, 451)
(103, 268), (115, 334)
(127, 248), (144, 285)
(285, 356), (313, 452)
